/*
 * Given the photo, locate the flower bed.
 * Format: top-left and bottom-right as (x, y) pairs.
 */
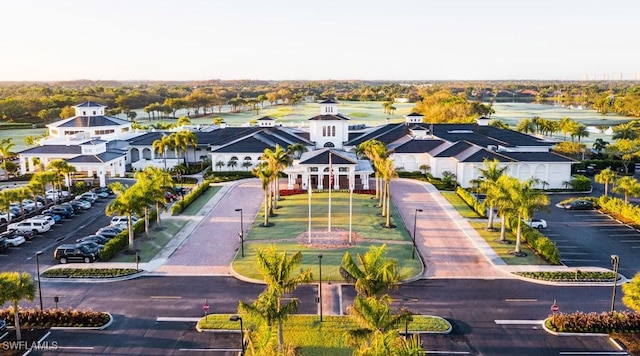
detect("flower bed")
(516, 271), (617, 282)
(42, 268), (142, 278)
(0, 308), (110, 328)
(546, 311), (640, 333)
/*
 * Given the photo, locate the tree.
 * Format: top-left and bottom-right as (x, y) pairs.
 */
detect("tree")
(238, 246), (312, 348)
(515, 118), (536, 134)
(1, 160), (19, 180)
(0, 272), (36, 341)
(152, 135), (174, 170)
(594, 168), (617, 197)
(178, 130), (198, 167)
(623, 272), (640, 312)
(134, 167), (171, 229)
(24, 135), (39, 148)
(215, 160), (225, 171)
(357, 140), (388, 203)
(612, 176), (640, 204)
(47, 159), (76, 194)
(511, 178), (549, 255)
(592, 138), (609, 154)
(106, 182), (145, 251)
(0, 138), (16, 162)
(226, 158), (238, 170)
(378, 158), (397, 228)
(340, 244), (400, 298)
(558, 117), (575, 141)
(253, 162), (274, 227)
(612, 122), (639, 140)
(474, 159), (507, 231)
(490, 175), (518, 243)
(176, 116), (191, 127)
(605, 139), (640, 174)
(570, 123), (590, 142)
(262, 145), (292, 208)
(286, 143), (307, 160)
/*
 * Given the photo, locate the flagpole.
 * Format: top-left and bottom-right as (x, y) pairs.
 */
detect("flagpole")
(328, 151), (332, 232)
(308, 171), (312, 243)
(349, 173), (353, 244)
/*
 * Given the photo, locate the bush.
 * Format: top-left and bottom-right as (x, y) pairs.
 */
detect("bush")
(571, 174), (592, 191)
(598, 196), (640, 227)
(42, 268), (141, 278)
(547, 311), (640, 333)
(0, 307), (110, 328)
(99, 211), (156, 261)
(171, 180), (212, 215)
(505, 216), (561, 265)
(456, 187), (487, 217)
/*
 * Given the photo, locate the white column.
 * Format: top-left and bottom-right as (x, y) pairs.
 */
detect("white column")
(19, 157), (27, 175)
(99, 168), (106, 187)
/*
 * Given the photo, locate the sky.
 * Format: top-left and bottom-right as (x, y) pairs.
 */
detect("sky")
(1, 0), (638, 82)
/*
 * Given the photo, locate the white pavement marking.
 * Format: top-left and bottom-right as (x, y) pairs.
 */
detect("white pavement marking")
(156, 317), (201, 322)
(179, 349), (240, 352)
(556, 246), (579, 249)
(561, 259), (600, 262)
(505, 299), (537, 302)
(559, 252), (589, 255)
(558, 352), (627, 355)
(56, 347), (95, 350)
(150, 296), (182, 299)
(494, 320), (544, 325)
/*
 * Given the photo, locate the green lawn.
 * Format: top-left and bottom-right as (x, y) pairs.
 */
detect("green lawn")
(198, 314), (450, 356)
(440, 191), (484, 218)
(233, 192), (422, 282)
(111, 220), (187, 263)
(181, 186), (221, 215)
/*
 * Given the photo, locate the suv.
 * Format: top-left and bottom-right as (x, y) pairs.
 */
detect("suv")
(7, 220), (50, 234)
(110, 216), (139, 227)
(46, 205), (75, 218)
(54, 244), (99, 264)
(524, 218), (547, 229)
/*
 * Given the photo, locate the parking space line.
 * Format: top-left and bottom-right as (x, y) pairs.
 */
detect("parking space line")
(559, 252), (589, 255)
(561, 259), (599, 262)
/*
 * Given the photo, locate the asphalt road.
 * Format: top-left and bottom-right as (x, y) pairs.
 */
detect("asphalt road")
(537, 194), (640, 278)
(26, 277), (624, 356)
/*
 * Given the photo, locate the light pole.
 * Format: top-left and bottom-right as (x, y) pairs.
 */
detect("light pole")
(35, 251), (43, 310)
(230, 315), (244, 355)
(611, 254), (620, 313)
(318, 254), (323, 322)
(235, 208), (244, 258)
(412, 209), (423, 259)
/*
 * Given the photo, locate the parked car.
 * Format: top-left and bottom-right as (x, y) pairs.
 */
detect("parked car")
(46, 189), (70, 199)
(564, 200), (594, 210)
(1, 230), (35, 242)
(0, 318), (6, 333)
(54, 244), (99, 264)
(61, 202), (82, 214)
(96, 227), (122, 238)
(71, 198), (92, 210)
(45, 205), (74, 218)
(77, 192), (99, 203)
(7, 220), (51, 234)
(0, 233), (26, 247)
(22, 199), (44, 212)
(77, 240), (104, 252)
(110, 215), (139, 227)
(36, 195), (54, 206)
(91, 187), (113, 198)
(30, 215), (56, 227)
(0, 239), (9, 253)
(76, 234), (109, 245)
(525, 218), (547, 229)
(41, 211), (62, 223)
(0, 212), (15, 224)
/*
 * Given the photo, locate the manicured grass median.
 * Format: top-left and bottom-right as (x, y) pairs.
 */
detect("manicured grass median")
(198, 314), (450, 356)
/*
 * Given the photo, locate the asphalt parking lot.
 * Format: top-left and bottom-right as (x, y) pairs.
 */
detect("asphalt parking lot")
(537, 195), (640, 278)
(0, 198), (113, 275)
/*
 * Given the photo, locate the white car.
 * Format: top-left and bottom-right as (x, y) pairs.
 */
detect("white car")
(7, 220), (51, 234)
(22, 199), (44, 211)
(77, 192), (99, 203)
(30, 215), (56, 227)
(110, 215), (139, 227)
(0, 212), (15, 224)
(0, 234), (26, 247)
(525, 218), (547, 229)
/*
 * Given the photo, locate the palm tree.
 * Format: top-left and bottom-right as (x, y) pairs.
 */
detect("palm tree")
(286, 143), (307, 159)
(47, 159), (76, 194)
(239, 246), (312, 348)
(570, 123), (590, 142)
(152, 135), (173, 170)
(358, 140), (387, 203)
(592, 138), (609, 154)
(613, 176), (640, 204)
(253, 162), (274, 227)
(558, 117), (575, 141)
(511, 179), (549, 255)
(179, 130), (198, 167)
(215, 160), (225, 171)
(595, 168), (617, 197)
(612, 122), (639, 140)
(340, 244), (399, 298)
(176, 116), (191, 127)
(1, 160), (18, 180)
(262, 145), (293, 208)
(515, 118), (536, 134)
(475, 159), (507, 231)
(378, 158), (397, 228)
(241, 160), (253, 171)
(0, 138), (16, 162)
(0, 272), (36, 341)
(491, 176), (518, 243)
(226, 158), (238, 170)
(134, 169), (167, 234)
(106, 182), (145, 251)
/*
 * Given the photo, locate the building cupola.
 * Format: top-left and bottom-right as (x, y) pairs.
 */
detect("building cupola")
(74, 101), (106, 117)
(405, 112), (424, 124)
(319, 99), (338, 115)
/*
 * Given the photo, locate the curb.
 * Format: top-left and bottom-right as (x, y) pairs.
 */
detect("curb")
(38, 271), (147, 283)
(541, 317), (608, 337)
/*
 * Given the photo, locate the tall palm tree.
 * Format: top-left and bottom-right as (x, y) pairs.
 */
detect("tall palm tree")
(106, 182), (145, 251)
(558, 117), (575, 141)
(0, 138), (16, 162)
(47, 159), (77, 194)
(511, 179), (549, 255)
(152, 135), (174, 170)
(613, 176), (640, 204)
(594, 167), (617, 197)
(179, 130), (198, 167)
(379, 158), (397, 227)
(490, 176), (518, 243)
(570, 123), (590, 142)
(263, 145), (293, 208)
(358, 140), (388, 202)
(592, 138), (609, 154)
(253, 162), (274, 227)
(239, 246), (312, 348)
(0, 272), (36, 341)
(340, 244), (399, 298)
(133, 170), (165, 235)
(286, 143), (307, 159)
(475, 159), (508, 231)
(515, 118), (536, 134)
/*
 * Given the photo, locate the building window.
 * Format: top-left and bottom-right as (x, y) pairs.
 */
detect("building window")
(310, 167), (318, 172)
(322, 126), (326, 137)
(332, 126), (336, 136)
(93, 111), (96, 115)
(339, 167), (348, 172)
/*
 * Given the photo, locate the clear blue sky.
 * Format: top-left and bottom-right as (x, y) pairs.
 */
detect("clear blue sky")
(1, 0), (638, 81)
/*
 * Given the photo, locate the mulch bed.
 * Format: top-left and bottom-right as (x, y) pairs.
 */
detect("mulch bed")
(296, 228), (362, 249)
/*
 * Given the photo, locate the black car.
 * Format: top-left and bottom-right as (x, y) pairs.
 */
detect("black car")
(46, 205), (75, 218)
(0, 318), (6, 333)
(62, 201), (83, 214)
(54, 244), (99, 264)
(564, 200), (594, 210)
(76, 234), (109, 245)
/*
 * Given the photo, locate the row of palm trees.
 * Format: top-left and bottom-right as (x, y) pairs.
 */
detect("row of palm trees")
(357, 140), (397, 228)
(474, 159), (550, 255)
(105, 167), (173, 251)
(595, 167), (640, 203)
(151, 130), (198, 170)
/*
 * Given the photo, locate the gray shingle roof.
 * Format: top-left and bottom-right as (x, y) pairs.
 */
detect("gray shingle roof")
(66, 150), (125, 164)
(308, 114), (350, 121)
(55, 116), (130, 128)
(299, 149), (357, 165)
(391, 140), (445, 153)
(498, 151), (577, 162)
(74, 101), (106, 108)
(434, 141), (474, 157)
(19, 145), (82, 155)
(458, 150), (517, 163)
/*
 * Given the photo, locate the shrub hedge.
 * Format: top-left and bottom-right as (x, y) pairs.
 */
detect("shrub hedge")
(0, 307), (110, 328)
(598, 196), (640, 227)
(506, 216), (560, 264)
(547, 311), (640, 333)
(99, 211), (156, 261)
(171, 180), (212, 215)
(456, 187), (487, 217)
(42, 268), (141, 278)
(571, 174), (592, 191)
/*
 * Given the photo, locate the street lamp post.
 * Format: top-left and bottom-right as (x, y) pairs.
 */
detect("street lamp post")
(235, 208), (244, 258)
(35, 251), (43, 310)
(230, 315), (244, 355)
(318, 254), (323, 322)
(412, 209), (423, 259)
(611, 254), (620, 313)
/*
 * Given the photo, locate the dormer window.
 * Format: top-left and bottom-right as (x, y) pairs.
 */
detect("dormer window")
(83, 111), (86, 115)
(93, 111), (96, 115)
